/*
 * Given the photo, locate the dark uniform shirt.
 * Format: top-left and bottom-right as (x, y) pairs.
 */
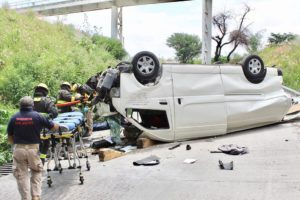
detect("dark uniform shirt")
(57, 89), (80, 113)
(7, 107), (54, 144)
(33, 96), (58, 118)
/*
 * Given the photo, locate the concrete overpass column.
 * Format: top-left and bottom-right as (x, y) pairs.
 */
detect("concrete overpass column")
(118, 7), (123, 45)
(111, 6), (123, 45)
(111, 6), (118, 39)
(202, 0), (212, 64)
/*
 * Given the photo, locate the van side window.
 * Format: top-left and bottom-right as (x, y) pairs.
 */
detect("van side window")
(130, 109), (169, 129)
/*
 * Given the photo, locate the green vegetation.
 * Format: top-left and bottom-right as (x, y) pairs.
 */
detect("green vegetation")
(0, 9), (124, 105)
(92, 35), (127, 60)
(0, 105), (16, 165)
(268, 32), (297, 45)
(259, 40), (300, 89)
(167, 33), (201, 63)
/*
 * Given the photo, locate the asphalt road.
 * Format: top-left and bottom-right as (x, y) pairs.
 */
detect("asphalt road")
(1, 120), (300, 200)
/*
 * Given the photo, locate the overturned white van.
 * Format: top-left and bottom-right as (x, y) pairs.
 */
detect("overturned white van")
(102, 52), (291, 142)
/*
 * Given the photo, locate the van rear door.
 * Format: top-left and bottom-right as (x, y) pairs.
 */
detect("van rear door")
(171, 64), (227, 140)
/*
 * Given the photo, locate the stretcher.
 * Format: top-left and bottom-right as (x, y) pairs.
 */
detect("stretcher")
(40, 112), (90, 187)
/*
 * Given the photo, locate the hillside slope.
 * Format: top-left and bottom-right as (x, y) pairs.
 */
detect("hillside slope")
(259, 41), (300, 90)
(0, 9), (117, 104)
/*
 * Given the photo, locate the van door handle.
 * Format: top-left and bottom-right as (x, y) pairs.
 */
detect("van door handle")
(159, 102), (168, 105)
(159, 100), (168, 105)
(178, 98), (182, 105)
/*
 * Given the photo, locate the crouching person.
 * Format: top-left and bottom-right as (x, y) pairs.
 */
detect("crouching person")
(7, 96), (59, 200)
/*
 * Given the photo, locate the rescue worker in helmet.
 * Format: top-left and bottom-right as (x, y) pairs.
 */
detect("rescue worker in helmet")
(57, 82), (84, 113)
(72, 83), (94, 136)
(33, 83), (58, 165)
(33, 83), (58, 118)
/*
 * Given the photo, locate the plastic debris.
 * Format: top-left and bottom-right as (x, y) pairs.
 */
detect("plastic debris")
(219, 160), (234, 170)
(133, 155), (160, 166)
(183, 159), (197, 164)
(168, 143), (181, 150)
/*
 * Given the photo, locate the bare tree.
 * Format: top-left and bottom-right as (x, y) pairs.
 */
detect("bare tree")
(212, 5), (251, 62)
(212, 11), (232, 62)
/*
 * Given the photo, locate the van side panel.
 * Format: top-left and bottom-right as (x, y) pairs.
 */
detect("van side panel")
(171, 65), (227, 140)
(220, 66), (291, 132)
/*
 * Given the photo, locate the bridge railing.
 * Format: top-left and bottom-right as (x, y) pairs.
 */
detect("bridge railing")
(7, 0), (110, 9)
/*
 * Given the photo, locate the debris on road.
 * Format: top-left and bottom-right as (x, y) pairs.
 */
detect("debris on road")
(99, 148), (124, 162)
(133, 155), (160, 166)
(219, 160), (234, 170)
(183, 159), (197, 164)
(119, 145), (137, 153)
(91, 137), (115, 149)
(168, 143), (181, 150)
(211, 144), (249, 155)
(186, 144), (191, 151)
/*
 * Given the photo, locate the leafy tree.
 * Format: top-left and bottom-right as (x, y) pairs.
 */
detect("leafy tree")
(92, 35), (127, 60)
(212, 5), (251, 62)
(246, 31), (264, 54)
(268, 32), (297, 45)
(167, 33), (201, 63)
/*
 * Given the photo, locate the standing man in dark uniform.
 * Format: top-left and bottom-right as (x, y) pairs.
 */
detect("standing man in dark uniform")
(33, 83), (58, 164)
(7, 96), (59, 200)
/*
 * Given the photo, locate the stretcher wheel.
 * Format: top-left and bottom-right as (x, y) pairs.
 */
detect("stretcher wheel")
(86, 161), (91, 171)
(79, 173), (84, 185)
(47, 176), (52, 187)
(58, 164), (63, 174)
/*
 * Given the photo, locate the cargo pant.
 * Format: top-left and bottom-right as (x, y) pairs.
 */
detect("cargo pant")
(86, 108), (94, 136)
(106, 114), (121, 144)
(13, 144), (43, 200)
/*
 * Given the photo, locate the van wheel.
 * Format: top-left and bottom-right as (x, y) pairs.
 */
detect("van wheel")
(242, 55), (266, 84)
(132, 51), (160, 84)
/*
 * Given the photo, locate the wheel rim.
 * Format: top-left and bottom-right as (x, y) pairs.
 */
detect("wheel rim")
(137, 56), (155, 75)
(248, 58), (262, 74)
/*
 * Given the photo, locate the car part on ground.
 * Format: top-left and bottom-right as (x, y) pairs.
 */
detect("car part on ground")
(219, 160), (234, 170)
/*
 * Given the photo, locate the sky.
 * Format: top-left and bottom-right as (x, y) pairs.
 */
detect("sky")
(43, 0), (300, 59)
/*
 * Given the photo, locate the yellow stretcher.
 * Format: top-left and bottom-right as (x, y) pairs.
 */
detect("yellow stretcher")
(40, 112), (90, 187)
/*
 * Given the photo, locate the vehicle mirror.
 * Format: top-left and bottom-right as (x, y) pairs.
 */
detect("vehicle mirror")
(126, 108), (133, 118)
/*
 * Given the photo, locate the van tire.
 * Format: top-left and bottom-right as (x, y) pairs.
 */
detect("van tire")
(242, 55), (266, 84)
(132, 51), (160, 84)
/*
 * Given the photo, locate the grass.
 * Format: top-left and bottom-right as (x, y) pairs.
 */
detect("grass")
(0, 9), (118, 105)
(259, 41), (300, 90)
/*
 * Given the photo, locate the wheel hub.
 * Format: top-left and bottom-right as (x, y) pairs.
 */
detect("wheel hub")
(248, 58), (262, 74)
(137, 56), (155, 75)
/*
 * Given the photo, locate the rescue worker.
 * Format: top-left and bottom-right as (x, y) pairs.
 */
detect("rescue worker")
(33, 83), (58, 165)
(33, 83), (58, 118)
(57, 82), (83, 113)
(72, 83), (94, 136)
(7, 96), (59, 200)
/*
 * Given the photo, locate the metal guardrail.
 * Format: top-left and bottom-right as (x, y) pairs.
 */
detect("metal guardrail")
(6, 0), (110, 9)
(282, 85), (300, 97)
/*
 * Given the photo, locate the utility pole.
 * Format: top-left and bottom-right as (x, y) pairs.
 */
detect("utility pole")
(111, 5), (123, 45)
(202, 0), (212, 64)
